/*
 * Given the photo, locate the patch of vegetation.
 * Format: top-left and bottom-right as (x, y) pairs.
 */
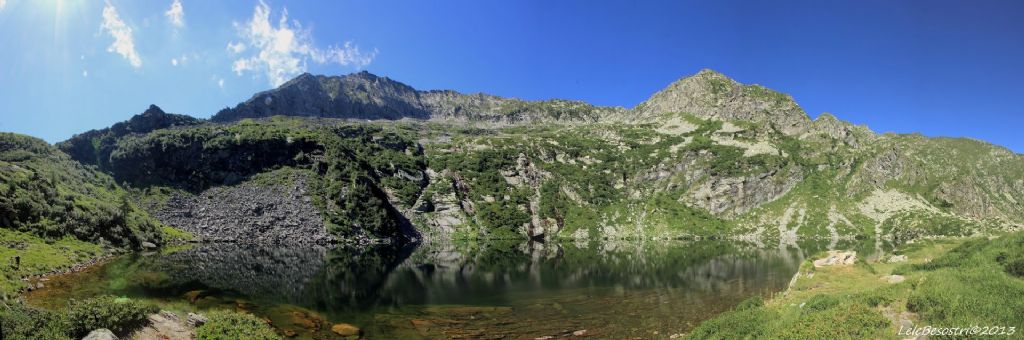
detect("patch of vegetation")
(0, 133), (164, 248)
(688, 233), (1024, 338)
(0, 303), (71, 340)
(195, 310), (281, 340)
(0, 228), (104, 297)
(0, 295), (157, 339)
(64, 295), (158, 337)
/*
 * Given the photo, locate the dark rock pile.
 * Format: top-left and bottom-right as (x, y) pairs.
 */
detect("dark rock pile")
(150, 173), (333, 244)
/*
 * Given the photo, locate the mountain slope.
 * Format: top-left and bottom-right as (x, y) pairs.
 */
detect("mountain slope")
(58, 105), (204, 169)
(0, 133), (165, 248)
(37, 69), (1024, 246)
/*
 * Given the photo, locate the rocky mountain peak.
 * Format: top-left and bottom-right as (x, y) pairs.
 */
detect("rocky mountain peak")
(634, 69), (811, 135)
(142, 104), (166, 116)
(210, 71), (622, 124)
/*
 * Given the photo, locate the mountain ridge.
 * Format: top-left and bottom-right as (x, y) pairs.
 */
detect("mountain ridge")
(6, 68), (1019, 249)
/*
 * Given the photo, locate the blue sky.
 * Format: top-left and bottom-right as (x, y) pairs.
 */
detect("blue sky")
(1, 1), (1022, 152)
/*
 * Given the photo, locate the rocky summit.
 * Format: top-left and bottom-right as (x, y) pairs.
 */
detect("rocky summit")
(211, 70), (625, 124)
(4, 69), (1023, 247)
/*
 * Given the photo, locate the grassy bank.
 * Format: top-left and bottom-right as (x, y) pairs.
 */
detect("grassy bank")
(686, 233), (1024, 339)
(0, 228), (106, 299)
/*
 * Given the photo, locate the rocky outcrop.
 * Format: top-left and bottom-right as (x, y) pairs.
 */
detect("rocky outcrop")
(149, 172), (333, 244)
(212, 71), (624, 124)
(802, 113), (876, 148)
(130, 311), (194, 340)
(685, 167), (804, 216)
(813, 251), (857, 267)
(634, 69), (811, 135)
(57, 105), (204, 168)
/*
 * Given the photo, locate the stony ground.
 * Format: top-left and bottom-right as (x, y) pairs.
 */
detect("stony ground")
(149, 172), (333, 244)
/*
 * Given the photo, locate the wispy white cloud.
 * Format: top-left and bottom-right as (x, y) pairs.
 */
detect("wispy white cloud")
(165, 0), (184, 28)
(226, 41), (246, 54)
(218, 78), (225, 89)
(0, 0), (7, 11)
(100, 3), (142, 68)
(82, 70), (89, 78)
(230, 0), (376, 87)
(170, 54), (189, 67)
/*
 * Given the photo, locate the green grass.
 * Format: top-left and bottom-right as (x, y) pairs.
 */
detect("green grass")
(686, 234), (1024, 339)
(0, 228), (104, 297)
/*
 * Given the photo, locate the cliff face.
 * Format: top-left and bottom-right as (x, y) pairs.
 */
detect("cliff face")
(211, 71), (625, 124)
(35, 69), (1024, 246)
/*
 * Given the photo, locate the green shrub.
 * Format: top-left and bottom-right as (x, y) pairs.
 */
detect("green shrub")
(0, 303), (71, 340)
(1004, 258), (1024, 277)
(735, 295), (764, 311)
(64, 295), (157, 337)
(801, 294), (840, 313)
(685, 305), (777, 339)
(195, 310), (281, 340)
(778, 302), (890, 339)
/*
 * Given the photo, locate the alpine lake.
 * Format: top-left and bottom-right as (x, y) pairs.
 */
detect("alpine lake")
(25, 238), (871, 339)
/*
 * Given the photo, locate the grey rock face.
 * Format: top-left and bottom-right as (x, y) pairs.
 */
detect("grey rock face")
(149, 172), (332, 244)
(186, 312), (209, 328)
(803, 113), (876, 148)
(634, 69), (812, 135)
(685, 167), (804, 216)
(211, 71), (625, 124)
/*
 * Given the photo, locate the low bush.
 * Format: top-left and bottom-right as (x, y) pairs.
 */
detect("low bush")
(778, 302), (890, 339)
(686, 305), (778, 339)
(801, 294), (840, 313)
(64, 295), (158, 337)
(0, 303), (71, 340)
(195, 310), (281, 340)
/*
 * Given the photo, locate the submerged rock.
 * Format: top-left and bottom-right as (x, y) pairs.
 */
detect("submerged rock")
(331, 323), (361, 336)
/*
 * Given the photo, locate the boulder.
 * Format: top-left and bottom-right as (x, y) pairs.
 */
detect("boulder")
(882, 275), (906, 284)
(83, 329), (118, 340)
(812, 250), (857, 267)
(187, 312), (209, 327)
(141, 242), (158, 249)
(888, 255), (908, 263)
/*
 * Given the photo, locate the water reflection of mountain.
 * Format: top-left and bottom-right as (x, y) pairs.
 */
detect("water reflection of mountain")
(151, 244), (332, 301)
(359, 240), (806, 309)
(147, 240), (811, 315)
